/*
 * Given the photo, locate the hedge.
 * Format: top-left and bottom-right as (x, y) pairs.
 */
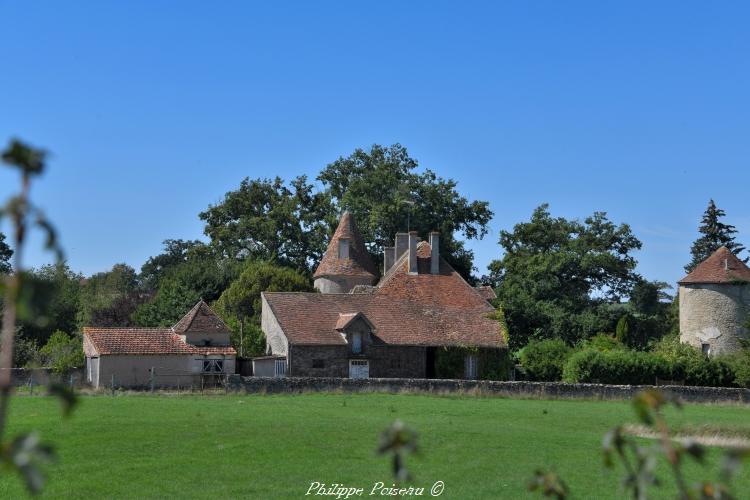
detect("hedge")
(562, 348), (738, 387)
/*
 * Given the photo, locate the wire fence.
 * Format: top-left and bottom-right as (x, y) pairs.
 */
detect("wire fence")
(3, 367), (86, 395)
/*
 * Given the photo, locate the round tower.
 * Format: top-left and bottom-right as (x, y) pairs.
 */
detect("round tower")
(679, 246), (750, 355)
(313, 211), (377, 293)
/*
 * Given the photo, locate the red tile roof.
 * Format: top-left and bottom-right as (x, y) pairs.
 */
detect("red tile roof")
(263, 292), (505, 348)
(377, 241), (496, 312)
(475, 285), (497, 300)
(313, 211), (377, 280)
(679, 246), (750, 284)
(172, 300), (231, 334)
(83, 328), (236, 355)
(83, 300), (236, 356)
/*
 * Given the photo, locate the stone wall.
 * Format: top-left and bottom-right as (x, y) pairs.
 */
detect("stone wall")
(313, 275), (374, 294)
(680, 283), (750, 355)
(227, 376), (750, 404)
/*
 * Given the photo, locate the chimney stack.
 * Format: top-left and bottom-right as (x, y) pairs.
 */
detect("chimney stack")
(395, 232), (409, 261)
(384, 246), (395, 273)
(408, 231), (418, 274)
(429, 232), (440, 274)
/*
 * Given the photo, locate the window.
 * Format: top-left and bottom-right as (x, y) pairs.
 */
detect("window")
(464, 355), (478, 380)
(312, 359), (325, 369)
(352, 332), (362, 354)
(701, 343), (711, 356)
(338, 239), (350, 259)
(275, 359), (287, 377)
(202, 359), (224, 373)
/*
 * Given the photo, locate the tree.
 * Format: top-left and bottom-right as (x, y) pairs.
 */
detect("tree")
(318, 144), (493, 279)
(489, 204), (642, 349)
(685, 199), (747, 273)
(0, 233), (11, 274)
(17, 264), (81, 346)
(77, 264), (142, 327)
(214, 260), (312, 356)
(132, 256), (241, 327)
(199, 177), (332, 272)
(199, 144), (493, 280)
(39, 330), (84, 374)
(139, 239), (209, 291)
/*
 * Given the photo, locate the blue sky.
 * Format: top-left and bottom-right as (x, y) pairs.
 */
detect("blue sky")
(1, 1), (749, 290)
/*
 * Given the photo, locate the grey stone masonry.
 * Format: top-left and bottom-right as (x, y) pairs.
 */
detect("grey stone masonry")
(227, 376), (750, 404)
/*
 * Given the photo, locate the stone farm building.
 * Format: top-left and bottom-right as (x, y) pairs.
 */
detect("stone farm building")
(259, 211), (508, 379)
(83, 300), (236, 388)
(679, 246), (750, 356)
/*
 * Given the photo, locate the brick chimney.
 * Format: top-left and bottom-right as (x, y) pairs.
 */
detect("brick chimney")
(429, 232), (439, 274)
(408, 231), (418, 274)
(395, 232), (409, 261)
(384, 246), (395, 273)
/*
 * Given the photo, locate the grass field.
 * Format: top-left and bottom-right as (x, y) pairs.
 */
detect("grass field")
(1, 393), (749, 499)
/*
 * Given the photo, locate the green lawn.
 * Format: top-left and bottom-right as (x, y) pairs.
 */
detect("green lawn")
(1, 393), (749, 499)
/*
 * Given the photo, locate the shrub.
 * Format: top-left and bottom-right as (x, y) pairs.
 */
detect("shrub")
(582, 333), (626, 352)
(39, 330), (84, 374)
(562, 349), (664, 385)
(520, 339), (572, 381)
(563, 344), (737, 387)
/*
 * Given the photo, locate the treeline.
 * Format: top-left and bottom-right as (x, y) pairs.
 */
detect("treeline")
(1, 143), (746, 372)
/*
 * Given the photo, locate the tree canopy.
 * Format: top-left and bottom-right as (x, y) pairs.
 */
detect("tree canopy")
(685, 199), (747, 273)
(214, 260), (312, 356)
(199, 144), (493, 280)
(488, 204), (643, 349)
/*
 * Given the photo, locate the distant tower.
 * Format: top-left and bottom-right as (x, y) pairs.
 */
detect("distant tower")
(679, 246), (750, 356)
(313, 211), (377, 293)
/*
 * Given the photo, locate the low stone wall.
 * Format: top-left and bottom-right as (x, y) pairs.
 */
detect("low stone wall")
(227, 375), (750, 404)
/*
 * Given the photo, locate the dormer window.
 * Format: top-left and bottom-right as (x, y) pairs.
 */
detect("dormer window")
(351, 332), (362, 354)
(338, 238), (350, 259)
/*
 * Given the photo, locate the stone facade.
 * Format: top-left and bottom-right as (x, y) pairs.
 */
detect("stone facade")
(289, 345), (427, 378)
(680, 283), (750, 355)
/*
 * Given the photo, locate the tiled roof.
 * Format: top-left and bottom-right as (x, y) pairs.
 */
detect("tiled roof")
(83, 328), (236, 355)
(263, 292), (505, 348)
(172, 300), (231, 334)
(377, 241), (496, 312)
(475, 286), (497, 301)
(313, 211), (377, 279)
(679, 246), (750, 284)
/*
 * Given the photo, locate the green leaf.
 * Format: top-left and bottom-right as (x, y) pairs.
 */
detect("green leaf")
(47, 383), (78, 417)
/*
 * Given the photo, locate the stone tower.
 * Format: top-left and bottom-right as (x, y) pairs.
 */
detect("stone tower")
(313, 211), (377, 293)
(679, 246), (750, 356)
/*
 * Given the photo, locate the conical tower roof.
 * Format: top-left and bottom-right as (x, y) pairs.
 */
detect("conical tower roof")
(679, 246), (750, 284)
(172, 300), (231, 334)
(313, 211), (377, 279)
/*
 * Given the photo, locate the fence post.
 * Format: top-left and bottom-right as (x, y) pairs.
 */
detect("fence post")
(29, 375), (34, 396)
(150, 367), (155, 393)
(69, 373), (74, 389)
(111, 374), (115, 396)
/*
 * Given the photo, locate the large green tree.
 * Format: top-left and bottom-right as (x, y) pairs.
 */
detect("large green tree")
(199, 144), (493, 280)
(213, 260), (312, 356)
(318, 144), (493, 279)
(132, 254), (241, 327)
(139, 239), (212, 291)
(17, 264), (81, 345)
(685, 199), (747, 273)
(0, 232), (11, 274)
(77, 263), (143, 327)
(488, 204), (642, 349)
(199, 177), (332, 272)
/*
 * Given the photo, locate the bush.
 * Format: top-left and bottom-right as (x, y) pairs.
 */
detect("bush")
(562, 344), (737, 387)
(520, 339), (572, 381)
(582, 333), (626, 352)
(39, 330), (84, 374)
(562, 349), (664, 385)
